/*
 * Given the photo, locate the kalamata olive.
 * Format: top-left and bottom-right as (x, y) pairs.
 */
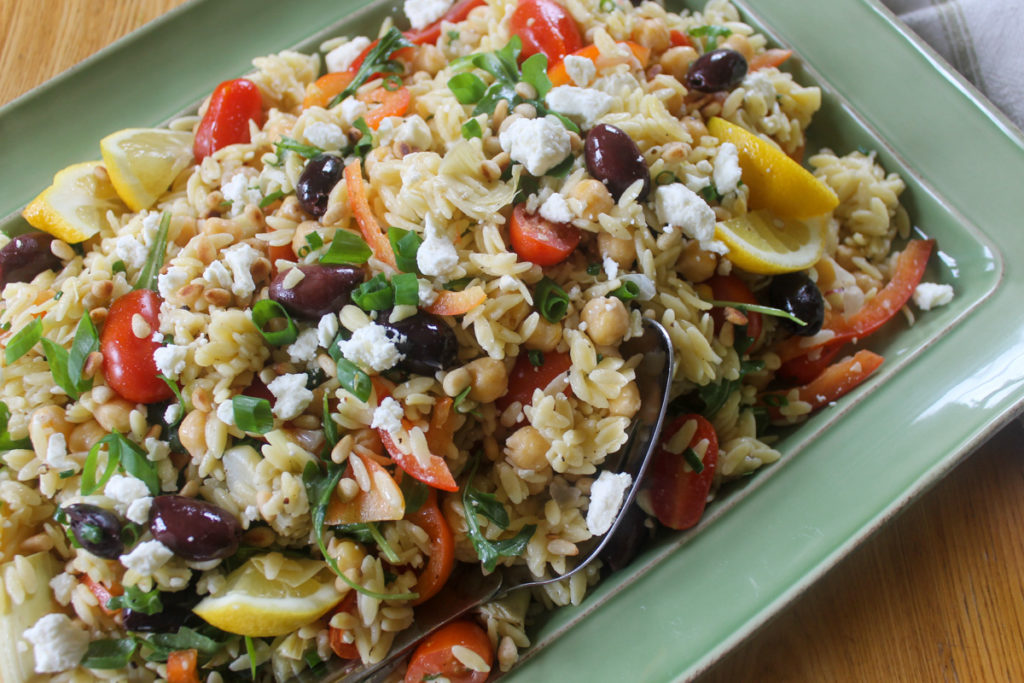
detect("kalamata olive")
(0, 231), (62, 289)
(296, 153), (345, 217)
(148, 495), (242, 561)
(377, 309), (458, 375)
(584, 124), (651, 201)
(685, 48), (748, 93)
(269, 263), (365, 319)
(122, 585), (202, 632)
(63, 504), (124, 559)
(769, 272), (825, 336)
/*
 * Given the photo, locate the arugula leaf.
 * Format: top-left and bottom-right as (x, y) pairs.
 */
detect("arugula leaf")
(106, 584), (162, 614)
(461, 455), (536, 571)
(697, 358), (765, 417)
(5, 318), (42, 364)
(336, 523), (400, 564)
(45, 314), (100, 399)
(329, 28), (412, 107)
(708, 299), (807, 327)
(275, 136), (324, 159)
(144, 626), (224, 663)
(400, 476), (428, 515)
(133, 212), (170, 293)
(81, 638), (138, 669)
(688, 24), (733, 50)
(351, 117), (375, 158)
(520, 53), (552, 99)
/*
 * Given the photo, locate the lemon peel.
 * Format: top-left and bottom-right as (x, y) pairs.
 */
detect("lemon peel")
(100, 128), (194, 211)
(715, 210), (825, 275)
(22, 161), (126, 243)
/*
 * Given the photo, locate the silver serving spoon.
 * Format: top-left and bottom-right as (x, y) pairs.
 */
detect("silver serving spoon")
(300, 317), (673, 683)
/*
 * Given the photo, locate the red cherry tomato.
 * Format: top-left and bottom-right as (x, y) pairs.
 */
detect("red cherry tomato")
(508, 204), (581, 266)
(707, 274), (762, 346)
(648, 414), (719, 530)
(508, 0), (583, 65)
(328, 591), (360, 659)
(404, 620), (494, 683)
(496, 350), (572, 413)
(408, 489), (455, 605)
(100, 289), (173, 404)
(193, 78), (264, 162)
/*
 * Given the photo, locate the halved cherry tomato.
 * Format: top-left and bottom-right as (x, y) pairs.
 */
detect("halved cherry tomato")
(408, 489), (455, 605)
(404, 619), (494, 683)
(303, 71), (356, 109)
(328, 591), (360, 659)
(101, 289), (173, 404)
(496, 350), (571, 412)
(509, 0), (583, 65)
(193, 78), (264, 162)
(707, 274), (763, 346)
(547, 41), (651, 86)
(166, 649), (200, 683)
(404, 0), (487, 45)
(508, 203), (581, 266)
(764, 349), (884, 418)
(373, 378), (458, 491)
(325, 454), (405, 524)
(669, 30), (694, 48)
(359, 86), (411, 130)
(423, 287), (487, 316)
(648, 414), (719, 531)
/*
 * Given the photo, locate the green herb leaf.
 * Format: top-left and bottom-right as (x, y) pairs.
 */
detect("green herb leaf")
(519, 53), (551, 99)
(251, 299), (299, 346)
(322, 393), (338, 449)
(144, 626), (224, 663)
(81, 638), (137, 669)
(452, 384), (473, 413)
(116, 434), (160, 495)
(392, 272), (419, 307)
(336, 358), (372, 402)
(157, 374), (188, 427)
(351, 273), (394, 311)
(367, 522), (400, 564)
(387, 227), (423, 274)
(41, 338), (75, 399)
(106, 584), (163, 615)
(111, 260), (127, 274)
(610, 280), (640, 301)
(535, 277), (569, 322)
(586, 263), (601, 276)
(461, 455), (535, 572)
(232, 395), (274, 434)
(697, 358), (765, 416)
(351, 117), (374, 158)
(466, 488), (510, 528)
(68, 314), (99, 394)
(709, 299), (807, 327)
(305, 231), (324, 252)
(329, 28), (412, 107)
(443, 276), (473, 292)
(400, 476), (429, 515)
(0, 401), (30, 451)
(275, 136), (324, 159)
(133, 212), (171, 293)
(321, 230), (372, 265)
(245, 635), (258, 680)
(688, 24), (733, 50)
(5, 318), (42, 364)
(461, 119), (483, 139)
(259, 189), (286, 208)
(448, 72), (488, 104)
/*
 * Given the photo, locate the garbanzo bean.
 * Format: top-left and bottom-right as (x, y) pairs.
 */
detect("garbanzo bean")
(581, 296), (630, 346)
(465, 358), (509, 403)
(505, 425), (550, 471)
(597, 232), (636, 269)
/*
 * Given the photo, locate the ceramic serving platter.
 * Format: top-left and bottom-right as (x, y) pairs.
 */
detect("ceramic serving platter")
(3, 0), (1024, 680)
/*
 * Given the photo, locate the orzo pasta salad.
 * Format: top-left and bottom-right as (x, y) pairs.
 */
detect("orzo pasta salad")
(0, 0), (952, 680)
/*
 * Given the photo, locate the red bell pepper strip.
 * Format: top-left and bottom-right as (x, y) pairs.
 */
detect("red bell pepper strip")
(764, 349), (884, 418)
(344, 160), (397, 268)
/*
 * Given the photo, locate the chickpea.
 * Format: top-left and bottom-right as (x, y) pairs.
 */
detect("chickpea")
(608, 381), (641, 418)
(504, 425), (550, 471)
(721, 33), (755, 62)
(69, 420), (106, 453)
(631, 19), (670, 54)
(92, 398), (134, 434)
(581, 296), (630, 347)
(676, 239), (719, 283)
(659, 46), (699, 83)
(411, 43), (447, 76)
(524, 316), (562, 352)
(569, 179), (615, 221)
(597, 232), (636, 269)
(178, 409), (208, 458)
(465, 358), (509, 403)
(28, 405), (72, 457)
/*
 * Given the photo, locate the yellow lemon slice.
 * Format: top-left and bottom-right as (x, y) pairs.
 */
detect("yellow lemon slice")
(715, 210), (825, 275)
(100, 128), (194, 211)
(193, 554), (342, 637)
(22, 161), (126, 243)
(708, 117), (838, 220)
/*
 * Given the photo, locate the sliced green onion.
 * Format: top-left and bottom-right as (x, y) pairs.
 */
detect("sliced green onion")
(68, 314), (99, 393)
(527, 349), (545, 367)
(351, 273), (394, 311)
(111, 260), (127, 274)
(682, 447), (705, 473)
(251, 299), (299, 346)
(535, 277), (569, 322)
(388, 227), (422, 274)
(610, 280), (640, 301)
(586, 263), (601, 276)
(305, 231), (324, 251)
(444, 276), (473, 292)
(134, 212), (170, 293)
(336, 358), (372, 402)
(5, 318), (42, 364)
(461, 119), (483, 140)
(655, 170), (678, 186)
(245, 635), (258, 680)
(392, 273), (419, 307)
(275, 136), (324, 159)
(383, 74), (403, 92)
(600, 0), (617, 11)
(232, 395), (274, 434)
(259, 190), (286, 208)
(320, 230), (372, 265)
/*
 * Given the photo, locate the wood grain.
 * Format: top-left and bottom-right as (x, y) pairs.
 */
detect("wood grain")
(3, 3), (1023, 682)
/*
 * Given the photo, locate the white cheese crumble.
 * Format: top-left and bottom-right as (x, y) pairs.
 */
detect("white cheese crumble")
(115, 233), (148, 271)
(337, 323), (406, 372)
(203, 259), (233, 291)
(221, 173), (262, 217)
(539, 193), (573, 224)
(288, 327), (320, 364)
(164, 403), (182, 425)
(126, 496), (154, 525)
(158, 265), (192, 300)
(602, 256), (619, 280)
(339, 98), (368, 125)
(379, 114), (433, 150)
(325, 36), (372, 73)
(713, 142), (742, 194)
(418, 278), (439, 306)
(105, 473), (150, 513)
(22, 613), (90, 673)
(654, 183), (716, 246)
(153, 343), (188, 379)
(223, 242), (261, 299)
(416, 214), (460, 278)
(267, 373), (315, 420)
(120, 539), (174, 577)
(371, 396), (405, 434)
(303, 121), (345, 150)
(49, 572), (76, 606)
(544, 85), (614, 128)
(564, 54), (596, 86)
(45, 432), (74, 470)
(913, 282), (954, 311)
(404, 0), (453, 29)
(498, 115), (572, 176)
(216, 400), (235, 427)
(586, 470), (632, 536)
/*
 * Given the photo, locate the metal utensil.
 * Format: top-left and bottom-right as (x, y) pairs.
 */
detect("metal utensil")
(303, 317), (674, 683)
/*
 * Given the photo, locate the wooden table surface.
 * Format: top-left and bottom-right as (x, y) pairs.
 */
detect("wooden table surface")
(4, 2), (1024, 681)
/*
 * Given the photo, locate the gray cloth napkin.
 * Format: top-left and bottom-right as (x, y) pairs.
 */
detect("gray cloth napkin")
(881, 0), (1024, 130)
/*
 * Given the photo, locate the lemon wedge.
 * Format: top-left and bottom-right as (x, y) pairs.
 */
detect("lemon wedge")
(708, 117), (838, 220)
(715, 210), (825, 275)
(193, 554), (342, 637)
(100, 128), (194, 211)
(22, 161), (126, 243)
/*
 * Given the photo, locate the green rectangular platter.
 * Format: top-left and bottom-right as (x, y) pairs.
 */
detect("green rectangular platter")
(3, 0), (1024, 680)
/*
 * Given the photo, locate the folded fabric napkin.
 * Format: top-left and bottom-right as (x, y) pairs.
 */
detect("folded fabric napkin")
(880, 0), (1024, 130)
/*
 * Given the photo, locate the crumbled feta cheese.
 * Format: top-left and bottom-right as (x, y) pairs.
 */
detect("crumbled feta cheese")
(498, 116), (572, 176)
(337, 323), (406, 372)
(713, 142), (742, 194)
(418, 278), (439, 306)
(317, 313), (340, 348)
(288, 327), (320, 364)
(592, 72), (642, 97)
(22, 613), (90, 673)
(105, 474), (150, 516)
(602, 256), (619, 280)
(325, 36), (372, 73)
(164, 403), (181, 425)
(371, 396), (405, 434)
(115, 233), (148, 271)
(339, 98), (368, 125)
(221, 174), (262, 217)
(564, 54), (596, 86)
(544, 86), (614, 128)
(224, 243), (261, 299)
(153, 343), (188, 379)
(49, 572), (76, 606)
(498, 274), (518, 291)
(404, 0), (453, 29)
(586, 470), (632, 536)
(216, 400), (235, 427)
(44, 432), (74, 470)
(126, 496), (153, 525)
(203, 259), (233, 290)
(654, 183), (716, 245)
(913, 282), (954, 311)
(268, 373), (314, 420)
(620, 273), (656, 301)
(416, 214), (460, 278)
(742, 70), (776, 101)
(539, 193), (573, 224)
(120, 539), (174, 577)
(304, 121), (345, 150)
(158, 265), (192, 300)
